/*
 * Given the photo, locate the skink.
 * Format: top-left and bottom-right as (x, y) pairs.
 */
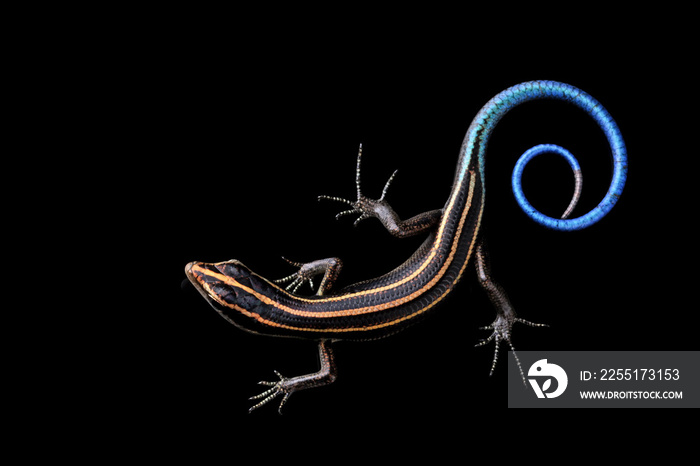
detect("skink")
(185, 80), (627, 413)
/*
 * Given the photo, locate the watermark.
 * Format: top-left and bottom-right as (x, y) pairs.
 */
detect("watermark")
(527, 359), (568, 398)
(508, 351), (699, 408)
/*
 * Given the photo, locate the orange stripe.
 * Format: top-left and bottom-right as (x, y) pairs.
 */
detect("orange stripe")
(192, 170), (481, 326)
(201, 239), (473, 334)
(198, 171), (475, 316)
(200, 262), (453, 333)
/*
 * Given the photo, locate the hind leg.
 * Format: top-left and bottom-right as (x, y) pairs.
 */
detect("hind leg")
(473, 239), (548, 384)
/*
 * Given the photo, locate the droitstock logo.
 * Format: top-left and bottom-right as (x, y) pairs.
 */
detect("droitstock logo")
(528, 359), (568, 398)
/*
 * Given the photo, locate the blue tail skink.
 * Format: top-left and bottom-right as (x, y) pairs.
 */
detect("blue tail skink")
(186, 80), (627, 413)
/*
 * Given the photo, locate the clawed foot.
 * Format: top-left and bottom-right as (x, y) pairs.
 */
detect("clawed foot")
(249, 370), (294, 414)
(274, 257), (342, 296)
(475, 313), (548, 385)
(274, 257), (319, 294)
(318, 144), (398, 227)
(248, 340), (337, 414)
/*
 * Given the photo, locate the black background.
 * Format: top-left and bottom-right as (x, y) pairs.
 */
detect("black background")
(112, 26), (695, 425)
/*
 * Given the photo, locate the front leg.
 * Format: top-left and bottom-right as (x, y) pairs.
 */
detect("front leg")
(319, 144), (442, 238)
(274, 257), (342, 296)
(249, 339), (337, 414)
